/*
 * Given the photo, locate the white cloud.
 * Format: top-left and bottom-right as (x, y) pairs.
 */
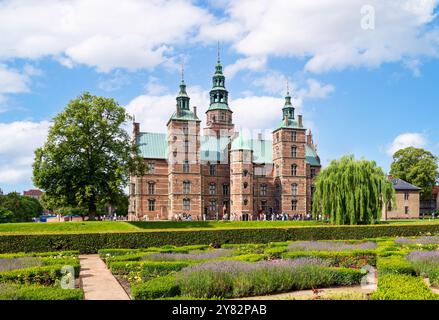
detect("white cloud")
(0, 64), (30, 94)
(253, 73), (335, 99)
(0, 121), (50, 185)
(125, 86), (210, 133)
(224, 56), (267, 78)
(300, 79), (335, 99)
(220, 0), (439, 74)
(387, 132), (428, 156)
(1, 0), (437, 78)
(0, 0), (212, 72)
(145, 77), (169, 95)
(98, 71), (131, 92)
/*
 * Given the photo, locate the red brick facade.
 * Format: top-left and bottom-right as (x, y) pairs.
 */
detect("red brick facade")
(128, 62), (321, 221)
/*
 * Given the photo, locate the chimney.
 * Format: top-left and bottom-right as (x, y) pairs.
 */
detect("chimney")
(298, 115), (303, 127)
(307, 130), (313, 146)
(284, 115), (289, 126)
(193, 106), (197, 117)
(133, 122), (140, 138)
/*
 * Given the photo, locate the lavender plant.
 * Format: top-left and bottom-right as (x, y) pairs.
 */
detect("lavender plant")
(0, 257), (43, 272)
(176, 258), (361, 298)
(141, 249), (233, 261)
(406, 250), (439, 287)
(395, 236), (439, 246)
(288, 241), (377, 252)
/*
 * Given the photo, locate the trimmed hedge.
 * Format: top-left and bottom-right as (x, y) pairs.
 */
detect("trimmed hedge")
(2, 224), (439, 254)
(282, 250), (376, 268)
(372, 274), (439, 300)
(131, 274), (180, 300)
(0, 284), (83, 300)
(376, 255), (415, 276)
(0, 265), (70, 285)
(109, 260), (192, 276)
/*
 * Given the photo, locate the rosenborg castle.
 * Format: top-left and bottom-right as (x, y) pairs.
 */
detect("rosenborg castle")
(128, 58), (321, 221)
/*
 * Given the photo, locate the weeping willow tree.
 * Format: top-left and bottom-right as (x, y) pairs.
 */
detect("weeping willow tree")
(312, 155), (395, 225)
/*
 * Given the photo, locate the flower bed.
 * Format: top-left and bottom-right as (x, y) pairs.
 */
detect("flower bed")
(0, 251), (82, 300)
(175, 259), (362, 299)
(288, 241), (377, 252)
(407, 251), (439, 286)
(372, 274), (439, 300)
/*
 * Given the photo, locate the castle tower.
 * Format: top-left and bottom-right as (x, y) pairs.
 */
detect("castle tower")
(167, 73), (202, 218)
(230, 134), (254, 220)
(204, 46), (234, 138)
(272, 90), (307, 214)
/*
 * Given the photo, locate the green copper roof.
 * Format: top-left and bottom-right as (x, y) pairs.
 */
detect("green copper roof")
(137, 132), (320, 167)
(168, 109), (201, 123)
(137, 133), (168, 159)
(231, 133), (252, 151)
(275, 118), (304, 130)
(306, 145), (321, 166)
(207, 102), (231, 112)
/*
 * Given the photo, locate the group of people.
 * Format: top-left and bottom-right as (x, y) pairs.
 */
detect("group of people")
(173, 213), (194, 221)
(170, 211), (321, 222)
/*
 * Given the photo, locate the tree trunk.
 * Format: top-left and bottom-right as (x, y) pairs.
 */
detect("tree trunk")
(88, 202), (97, 221)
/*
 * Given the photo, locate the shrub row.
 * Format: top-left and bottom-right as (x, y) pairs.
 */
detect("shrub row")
(376, 255), (415, 276)
(0, 284), (83, 300)
(176, 265), (363, 299)
(0, 265), (75, 286)
(109, 260), (192, 276)
(131, 274), (180, 300)
(282, 250), (376, 268)
(371, 274), (439, 300)
(2, 224), (439, 253)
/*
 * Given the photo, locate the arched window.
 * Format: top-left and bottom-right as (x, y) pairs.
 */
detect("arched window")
(209, 183), (216, 195)
(183, 199), (190, 211)
(291, 146), (297, 158)
(291, 164), (297, 176)
(292, 131), (297, 142)
(183, 160), (189, 173)
(183, 181), (190, 194)
(148, 182), (155, 195)
(148, 199), (155, 211)
(260, 184), (267, 196)
(292, 200), (298, 211)
(209, 199), (217, 212)
(243, 199), (248, 206)
(243, 182), (248, 189)
(291, 184), (298, 196)
(243, 170), (249, 177)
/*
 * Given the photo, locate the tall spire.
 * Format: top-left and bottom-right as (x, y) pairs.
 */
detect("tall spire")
(217, 41), (221, 64)
(181, 58), (185, 83)
(282, 78), (294, 119)
(176, 58), (189, 110)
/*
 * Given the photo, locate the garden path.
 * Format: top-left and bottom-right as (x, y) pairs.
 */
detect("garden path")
(235, 285), (374, 300)
(79, 254), (130, 300)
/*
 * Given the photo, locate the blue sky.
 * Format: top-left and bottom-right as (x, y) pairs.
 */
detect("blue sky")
(0, 0), (438, 194)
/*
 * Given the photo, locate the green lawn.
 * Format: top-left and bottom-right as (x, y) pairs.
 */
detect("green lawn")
(1, 219), (438, 235)
(0, 220), (326, 234)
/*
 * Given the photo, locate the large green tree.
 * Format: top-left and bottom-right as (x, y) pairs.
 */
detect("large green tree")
(390, 147), (438, 199)
(312, 155), (394, 225)
(0, 192), (43, 222)
(33, 92), (145, 220)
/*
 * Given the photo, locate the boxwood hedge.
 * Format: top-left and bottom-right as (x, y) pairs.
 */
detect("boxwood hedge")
(2, 223), (439, 254)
